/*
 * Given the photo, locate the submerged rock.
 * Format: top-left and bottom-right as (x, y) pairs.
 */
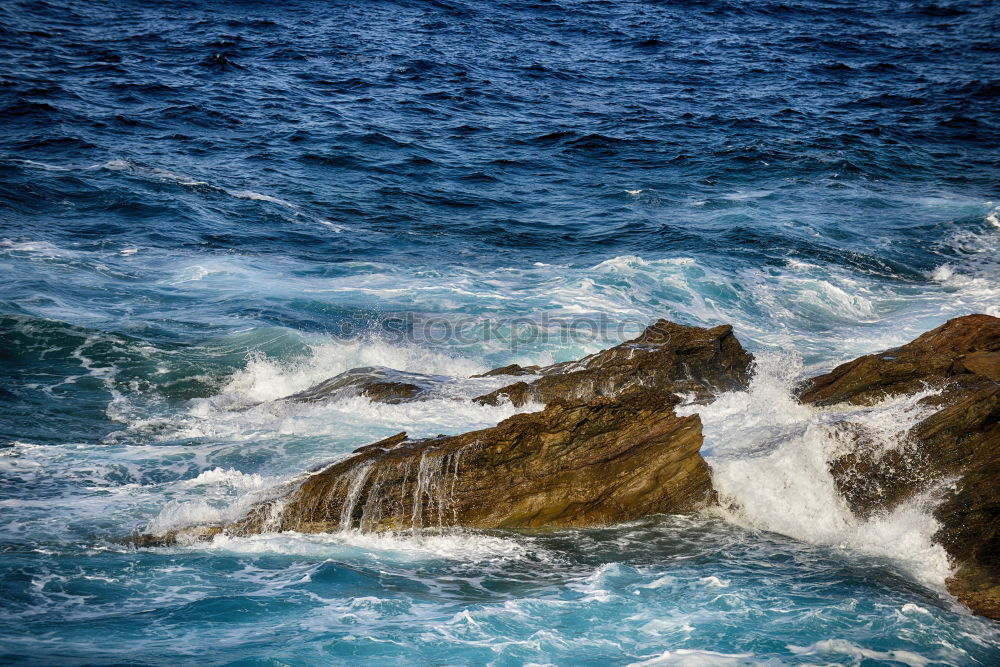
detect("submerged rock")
(285, 366), (436, 404)
(471, 363), (540, 378)
(799, 314), (1000, 619)
(474, 320), (753, 407)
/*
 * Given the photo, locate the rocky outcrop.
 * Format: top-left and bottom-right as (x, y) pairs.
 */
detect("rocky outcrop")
(798, 314), (1000, 406)
(474, 320), (753, 407)
(134, 314), (1000, 621)
(228, 388), (710, 535)
(284, 320), (753, 410)
(136, 319), (752, 546)
(137, 389), (711, 547)
(799, 314), (1000, 619)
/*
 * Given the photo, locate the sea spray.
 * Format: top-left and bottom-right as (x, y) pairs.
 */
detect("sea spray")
(682, 354), (954, 588)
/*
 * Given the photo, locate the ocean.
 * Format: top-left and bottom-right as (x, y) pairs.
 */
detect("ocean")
(1, 0), (999, 664)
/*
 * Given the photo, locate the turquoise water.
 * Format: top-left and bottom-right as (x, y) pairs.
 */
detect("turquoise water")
(2, 0), (1000, 664)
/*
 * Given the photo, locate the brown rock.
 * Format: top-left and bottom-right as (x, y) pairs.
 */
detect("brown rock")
(133, 319), (742, 559)
(474, 320), (753, 407)
(798, 313), (1000, 406)
(799, 314), (1000, 619)
(224, 388), (711, 535)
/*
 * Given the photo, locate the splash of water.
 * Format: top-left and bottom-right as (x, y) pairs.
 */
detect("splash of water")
(681, 354), (954, 588)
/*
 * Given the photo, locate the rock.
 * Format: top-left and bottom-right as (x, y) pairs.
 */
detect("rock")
(474, 380), (534, 407)
(470, 363), (540, 378)
(474, 320), (753, 407)
(135, 318), (745, 545)
(181, 388), (712, 540)
(285, 366), (434, 404)
(799, 314), (1000, 619)
(284, 320), (754, 410)
(798, 314), (1000, 406)
(129, 524), (222, 549)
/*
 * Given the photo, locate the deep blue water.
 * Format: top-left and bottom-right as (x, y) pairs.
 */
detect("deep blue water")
(1, 0), (999, 665)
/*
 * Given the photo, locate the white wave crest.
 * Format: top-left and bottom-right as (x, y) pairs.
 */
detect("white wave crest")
(191, 529), (541, 563)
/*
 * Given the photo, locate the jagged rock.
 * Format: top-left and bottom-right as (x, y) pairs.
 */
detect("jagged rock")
(798, 314), (1000, 406)
(799, 314), (1000, 619)
(474, 320), (753, 407)
(284, 321), (754, 410)
(183, 389), (710, 539)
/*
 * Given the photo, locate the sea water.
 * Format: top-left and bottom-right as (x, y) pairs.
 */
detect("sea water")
(1, 0), (999, 664)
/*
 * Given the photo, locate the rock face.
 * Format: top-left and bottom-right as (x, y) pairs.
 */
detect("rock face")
(474, 320), (753, 407)
(799, 314), (1000, 619)
(228, 389), (710, 535)
(137, 319), (752, 545)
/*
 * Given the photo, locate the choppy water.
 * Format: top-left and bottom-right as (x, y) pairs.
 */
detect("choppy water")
(2, 0), (999, 664)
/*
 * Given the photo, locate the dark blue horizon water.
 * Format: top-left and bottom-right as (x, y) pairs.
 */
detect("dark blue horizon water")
(2, 1), (999, 665)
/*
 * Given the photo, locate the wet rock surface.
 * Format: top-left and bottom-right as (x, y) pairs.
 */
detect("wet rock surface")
(474, 320), (753, 407)
(285, 366), (437, 404)
(221, 319), (753, 534)
(228, 389), (710, 535)
(800, 314), (1000, 619)
(798, 314), (1000, 406)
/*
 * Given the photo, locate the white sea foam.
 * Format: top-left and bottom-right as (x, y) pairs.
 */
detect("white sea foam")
(145, 500), (229, 535)
(1, 239), (80, 258)
(101, 159), (131, 171)
(219, 338), (486, 404)
(788, 639), (930, 666)
(629, 649), (763, 666)
(145, 468), (289, 536)
(721, 189), (773, 200)
(110, 331), (538, 449)
(924, 204), (1000, 317)
(9, 216), (998, 362)
(226, 189), (298, 208)
(181, 467), (268, 490)
(140, 391), (535, 448)
(193, 529), (539, 563)
(682, 354), (954, 589)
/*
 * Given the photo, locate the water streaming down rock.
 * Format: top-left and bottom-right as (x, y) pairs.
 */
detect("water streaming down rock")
(338, 461), (375, 531)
